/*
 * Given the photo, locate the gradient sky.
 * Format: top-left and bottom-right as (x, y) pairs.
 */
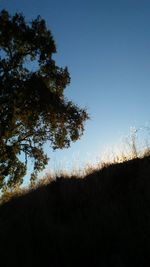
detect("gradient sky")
(1, 0), (150, 176)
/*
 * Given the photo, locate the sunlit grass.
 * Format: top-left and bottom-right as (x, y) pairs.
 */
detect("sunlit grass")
(1, 126), (150, 205)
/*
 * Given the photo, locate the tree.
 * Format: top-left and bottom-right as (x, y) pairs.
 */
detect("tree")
(0, 10), (89, 190)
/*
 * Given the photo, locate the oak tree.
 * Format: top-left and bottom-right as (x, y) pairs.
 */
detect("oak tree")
(0, 10), (89, 190)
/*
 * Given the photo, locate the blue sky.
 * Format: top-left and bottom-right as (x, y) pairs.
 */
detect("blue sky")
(1, 0), (150, 175)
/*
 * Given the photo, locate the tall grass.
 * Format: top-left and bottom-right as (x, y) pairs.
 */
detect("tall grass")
(1, 143), (150, 266)
(1, 126), (150, 204)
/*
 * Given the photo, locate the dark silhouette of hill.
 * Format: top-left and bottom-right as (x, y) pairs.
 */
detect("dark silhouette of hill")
(1, 156), (150, 267)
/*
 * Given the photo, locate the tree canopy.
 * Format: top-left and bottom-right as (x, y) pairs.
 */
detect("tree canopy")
(0, 9), (89, 190)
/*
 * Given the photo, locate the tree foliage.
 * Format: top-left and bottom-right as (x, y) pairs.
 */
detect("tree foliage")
(0, 10), (89, 190)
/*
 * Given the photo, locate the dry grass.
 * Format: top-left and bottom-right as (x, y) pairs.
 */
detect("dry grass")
(1, 153), (150, 266)
(1, 127), (150, 205)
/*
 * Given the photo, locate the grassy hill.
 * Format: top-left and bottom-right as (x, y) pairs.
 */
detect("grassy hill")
(0, 155), (150, 266)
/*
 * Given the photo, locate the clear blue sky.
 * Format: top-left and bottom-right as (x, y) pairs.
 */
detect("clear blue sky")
(1, 0), (150, 175)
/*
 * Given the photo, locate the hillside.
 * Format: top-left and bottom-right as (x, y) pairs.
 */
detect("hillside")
(0, 156), (150, 267)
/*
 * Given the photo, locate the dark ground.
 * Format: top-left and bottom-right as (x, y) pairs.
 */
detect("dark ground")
(0, 156), (150, 266)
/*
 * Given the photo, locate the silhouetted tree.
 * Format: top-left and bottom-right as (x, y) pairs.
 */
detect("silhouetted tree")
(0, 10), (89, 190)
